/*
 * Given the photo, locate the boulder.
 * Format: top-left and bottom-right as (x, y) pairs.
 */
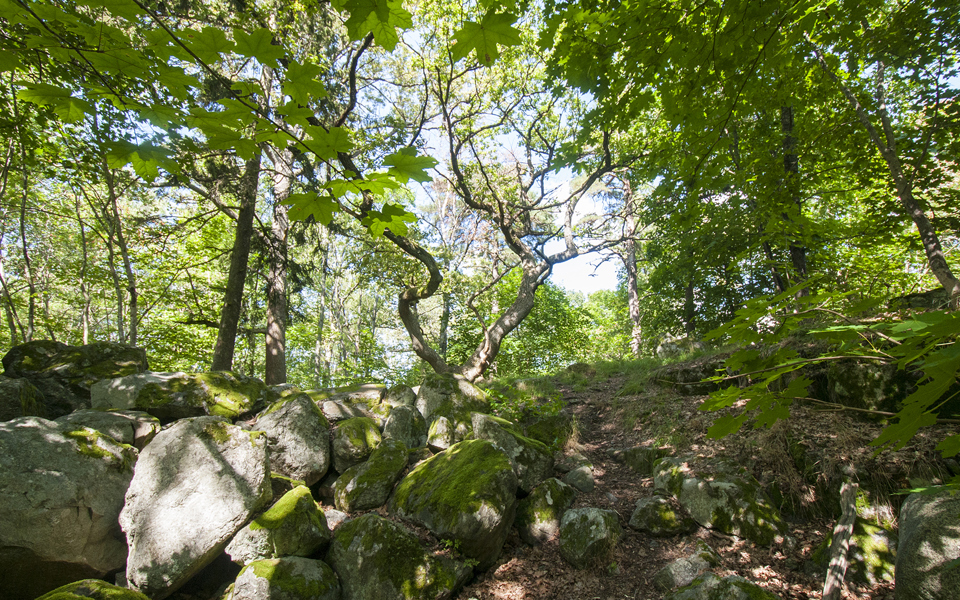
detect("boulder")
(628, 495), (698, 537)
(522, 413), (576, 450)
(613, 446), (671, 476)
(654, 458), (787, 545)
(382, 384), (417, 407)
(896, 487), (960, 600)
(390, 439), (518, 569)
(515, 478), (577, 545)
(0, 417), (137, 600)
(471, 413), (554, 494)
(2, 341), (148, 418)
(562, 464), (595, 493)
(812, 519), (896, 585)
(331, 417), (382, 473)
(664, 573), (781, 600)
(226, 486), (331, 566)
(92, 371), (267, 421)
(558, 507), (622, 569)
(255, 394), (331, 486)
(322, 383), (386, 407)
(382, 404), (427, 449)
(326, 513), (471, 600)
(35, 579), (150, 600)
(318, 399), (371, 423)
(120, 416), (272, 599)
(655, 335), (705, 360)
(826, 359), (913, 414)
(54, 409), (160, 449)
(653, 540), (720, 591)
(229, 557), (340, 600)
(334, 438), (409, 512)
(415, 373), (488, 421)
(0, 377), (45, 421)
(425, 410), (473, 451)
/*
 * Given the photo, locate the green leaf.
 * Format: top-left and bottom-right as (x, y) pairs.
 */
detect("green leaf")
(303, 125), (353, 159)
(382, 147), (437, 183)
(0, 49), (20, 72)
(361, 202), (417, 236)
(283, 60), (327, 105)
(706, 412), (750, 439)
(84, 0), (148, 20)
(182, 27), (234, 64)
(937, 434), (960, 458)
(327, 172), (400, 197)
(336, 0), (413, 50)
(234, 27), (285, 67)
(16, 83), (92, 122)
(451, 12), (522, 66)
(283, 192), (339, 224)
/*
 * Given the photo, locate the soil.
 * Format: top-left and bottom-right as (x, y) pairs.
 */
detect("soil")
(452, 369), (958, 600)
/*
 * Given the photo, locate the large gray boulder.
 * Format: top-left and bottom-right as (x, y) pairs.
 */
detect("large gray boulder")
(0, 377), (45, 421)
(92, 371), (267, 421)
(326, 513), (471, 600)
(334, 438), (409, 512)
(229, 557), (341, 600)
(896, 487), (960, 600)
(558, 507), (622, 569)
(2, 340), (148, 418)
(382, 404), (427, 448)
(120, 416), (272, 599)
(0, 417), (137, 600)
(331, 417), (382, 473)
(382, 384), (416, 407)
(471, 413), (554, 493)
(254, 394), (331, 486)
(425, 409), (473, 451)
(390, 438), (518, 570)
(515, 478), (577, 545)
(654, 458), (787, 545)
(415, 373), (488, 421)
(54, 409), (160, 449)
(226, 486), (331, 566)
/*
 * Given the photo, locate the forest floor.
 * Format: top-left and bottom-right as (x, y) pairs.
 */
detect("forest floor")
(453, 361), (957, 600)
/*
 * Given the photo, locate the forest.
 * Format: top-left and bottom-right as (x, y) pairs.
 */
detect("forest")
(1, 0), (958, 438)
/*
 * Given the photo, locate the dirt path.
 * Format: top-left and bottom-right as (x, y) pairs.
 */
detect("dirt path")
(456, 375), (897, 600)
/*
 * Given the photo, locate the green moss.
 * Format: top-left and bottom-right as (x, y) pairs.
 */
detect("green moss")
(64, 428), (135, 471)
(36, 579), (150, 600)
(250, 486), (321, 531)
(244, 558), (338, 596)
(201, 420), (233, 444)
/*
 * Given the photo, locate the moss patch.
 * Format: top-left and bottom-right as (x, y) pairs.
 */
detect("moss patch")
(250, 485), (321, 531)
(243, 558), (338, 597)
(64, 427), (135, 471)
(36, 579), (150, 600)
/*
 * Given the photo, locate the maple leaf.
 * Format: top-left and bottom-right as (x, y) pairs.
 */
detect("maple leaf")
(383, 147), (438, 183)
(181, 27), (234, 64)
(451, 12), (521, 66)
(303, 125), (353, 160)
(16, 82), (92, 122)
(284, 192), (339, 224)
(362, 202), (417, 237)
(335, 0), (412, 51)
(283, 60), (327, 105)
(233, 27), (285, 67)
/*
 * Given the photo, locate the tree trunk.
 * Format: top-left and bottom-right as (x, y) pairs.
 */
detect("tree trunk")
(623, 183), (643, 357)
(105, 166), (138, 345)
(439, 291), (451, 360)
(264, 149), (292, 385)
(76, 197), (91, 344)
(683, 280), (696, 335)
(102, 208), (126, 343)
(781, 105), (809, 297)
(212, 153), (262, 371)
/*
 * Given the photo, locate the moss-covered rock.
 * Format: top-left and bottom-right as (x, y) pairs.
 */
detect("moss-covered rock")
(558, 507), (623, 569)
(614, 446), (671, 477)
(472, 412), (553, 493)
(35, 579), (151, 600)
(664, 573), (782, 600)
(332, 417), (381, 473)
(383, 384), (417, 407)
(255, 394), (331, 486)
(383, 404), (427, 449)
(226, 486), (331, 565)
(0, 377), (45, 421)
(425, 407), (474, 451)
(55, 409), (160, 449)
(654, 459), (787, 546)
(811, 519), (896, 585)
(515, 478), (577, 545)
(334, 438), (409, 512)
(326, 513), (471, 600)
(895, 486), (960, 600)
(415, 373), (489, 421)
(653, 540), (719, 591)
(629, 495), (698, 537)
(390, 438), (518, 570)
(230, 557), (340, 600)
(522, 413), (576, 451)
(825, 359), (913, 414)
(91, 371), (266, 421)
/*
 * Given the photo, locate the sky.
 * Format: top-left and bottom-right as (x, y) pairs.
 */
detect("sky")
(550, 251), (620, 296)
